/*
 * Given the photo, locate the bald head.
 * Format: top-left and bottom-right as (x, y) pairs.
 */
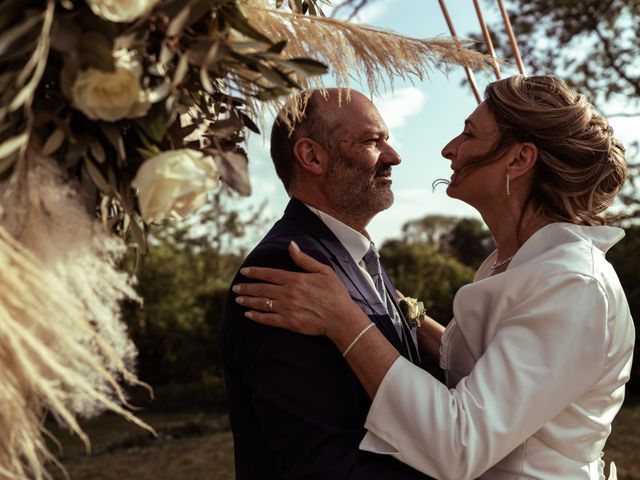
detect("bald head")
(270, 89), (374, 192)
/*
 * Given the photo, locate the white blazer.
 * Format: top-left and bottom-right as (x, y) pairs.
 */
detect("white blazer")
(360, 223), (635, 480)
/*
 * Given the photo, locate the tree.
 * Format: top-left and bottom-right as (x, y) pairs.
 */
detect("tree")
(399, 214), (494, 269)
(122, 188), (268, 407)
(380, 239), (475, 324)
(606, 225), (640, 395)
(445, 217), (494, 269)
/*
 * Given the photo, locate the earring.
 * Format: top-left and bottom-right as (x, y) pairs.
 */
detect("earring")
(506, 173), (511, 196)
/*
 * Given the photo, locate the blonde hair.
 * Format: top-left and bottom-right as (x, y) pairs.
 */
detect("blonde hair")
(485, 75), (627, 226)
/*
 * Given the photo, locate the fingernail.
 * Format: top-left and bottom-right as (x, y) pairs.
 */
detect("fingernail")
(290, 240), (300, 253)
(240, 267), (250, 275)
(235, 296), (244, 304)
(232, 285), (240, 293)
(244, 311), (253, 319)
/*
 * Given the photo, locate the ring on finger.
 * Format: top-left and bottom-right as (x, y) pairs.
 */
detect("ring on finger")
(266, 298), (273, 312)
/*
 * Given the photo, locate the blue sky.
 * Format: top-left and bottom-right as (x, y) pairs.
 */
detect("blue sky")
(237, 0), (640, 247)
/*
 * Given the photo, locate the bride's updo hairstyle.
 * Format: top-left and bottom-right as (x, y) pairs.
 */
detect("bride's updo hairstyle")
(485, 75), (627, 225)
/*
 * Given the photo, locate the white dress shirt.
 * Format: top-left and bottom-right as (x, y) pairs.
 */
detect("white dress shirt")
(303, 204), (404, 333)
(360, 222), (635, 480)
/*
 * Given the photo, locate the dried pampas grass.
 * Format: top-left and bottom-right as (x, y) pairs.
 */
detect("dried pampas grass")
(238, 1), (491, 122)
(241, 1), (490, 90)
(0, 150), (153, 479)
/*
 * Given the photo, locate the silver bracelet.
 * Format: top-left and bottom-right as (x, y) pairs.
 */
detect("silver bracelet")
(342, 323), (376, 358)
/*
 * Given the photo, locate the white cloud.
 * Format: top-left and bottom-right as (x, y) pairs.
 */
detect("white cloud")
(376, 87), (427, 131)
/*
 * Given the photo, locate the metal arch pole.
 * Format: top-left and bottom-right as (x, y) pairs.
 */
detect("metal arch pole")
(496, 0), (527, 76)
(472, 0), (501, 80)
(438, 0), (482, 104)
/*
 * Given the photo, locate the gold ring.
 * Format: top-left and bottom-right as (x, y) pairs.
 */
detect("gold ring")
(266, 298), (273, 312)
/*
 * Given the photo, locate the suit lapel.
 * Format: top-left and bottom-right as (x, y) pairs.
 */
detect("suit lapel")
(381, 267), (422, 365)
(283, 199), (409, 358)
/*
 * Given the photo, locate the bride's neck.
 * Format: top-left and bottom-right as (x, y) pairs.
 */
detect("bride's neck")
(483, 204), (550, 261)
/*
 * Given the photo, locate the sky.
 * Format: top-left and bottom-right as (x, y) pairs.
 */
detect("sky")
(235, 0), (640, 248)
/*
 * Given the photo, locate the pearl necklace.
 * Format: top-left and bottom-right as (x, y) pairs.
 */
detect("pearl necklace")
(490, 255), (514, 271)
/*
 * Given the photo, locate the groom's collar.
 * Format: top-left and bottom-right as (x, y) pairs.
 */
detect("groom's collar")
(302, 202), (371, 265)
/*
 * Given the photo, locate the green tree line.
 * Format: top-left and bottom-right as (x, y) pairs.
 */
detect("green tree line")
(123, 205), (640, 411)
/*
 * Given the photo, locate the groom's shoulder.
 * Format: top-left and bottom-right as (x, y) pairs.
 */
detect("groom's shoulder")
(245, 225), (332, 272)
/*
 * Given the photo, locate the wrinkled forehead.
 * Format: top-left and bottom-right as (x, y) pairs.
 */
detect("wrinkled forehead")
(327, 93), (388, 137)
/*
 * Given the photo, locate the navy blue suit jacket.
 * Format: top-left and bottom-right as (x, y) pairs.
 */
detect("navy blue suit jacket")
(220, 198), (431, 479)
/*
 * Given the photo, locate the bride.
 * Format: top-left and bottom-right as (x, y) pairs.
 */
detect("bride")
(232, 75), (635, 479)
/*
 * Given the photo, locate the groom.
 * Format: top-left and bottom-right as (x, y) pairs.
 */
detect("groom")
(220, 89), (429, 479)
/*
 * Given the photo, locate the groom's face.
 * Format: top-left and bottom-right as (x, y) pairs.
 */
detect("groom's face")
(323, 94), (401, 218)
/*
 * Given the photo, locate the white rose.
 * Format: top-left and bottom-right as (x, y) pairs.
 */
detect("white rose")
(131, 149), (222, 223)
(85, 0), (159, 23)
(71, 50), (150, 122)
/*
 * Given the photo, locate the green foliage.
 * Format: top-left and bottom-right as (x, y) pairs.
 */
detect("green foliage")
(446, 217), (494, 269)
(122, 189), (267, 395)
(401, 214), (494, 269)
(380, 239), (475, 325)
(608, 224), (640, 396)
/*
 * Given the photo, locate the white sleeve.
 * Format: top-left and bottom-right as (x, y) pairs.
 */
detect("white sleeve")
(360, 274), (609, 480)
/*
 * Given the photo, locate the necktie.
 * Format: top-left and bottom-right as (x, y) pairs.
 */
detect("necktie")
(361, 244), (407, 346)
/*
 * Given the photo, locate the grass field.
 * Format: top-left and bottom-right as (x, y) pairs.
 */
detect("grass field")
(51, 401), (640, 480)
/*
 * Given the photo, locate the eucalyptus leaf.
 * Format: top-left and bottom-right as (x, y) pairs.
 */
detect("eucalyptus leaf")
(281, 57), (328, 76)
(0, 13), (41, 56)
(0, 131), (28, 159)
(172, 53), (190, 87)
(167, 4), (191, 37)
(100, 123), (125, 162)
(84, 156), (111, 193)
(135, 103), (169, 143)
(148, 79), (171, 103)
(240, 113), (260, 134)
(210, 149), (251, 196)
(220, 4), (272, 44)
(128, 217), (148, 254)
(0, 149), (17, 177)
(89, 138), (106, 163)
(41, 127), (65, 155)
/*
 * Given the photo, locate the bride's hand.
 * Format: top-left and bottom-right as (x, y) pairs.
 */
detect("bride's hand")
(232, 241), (359, 339)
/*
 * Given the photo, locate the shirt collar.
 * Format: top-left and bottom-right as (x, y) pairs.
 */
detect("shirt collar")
(303, 203), (372, 264)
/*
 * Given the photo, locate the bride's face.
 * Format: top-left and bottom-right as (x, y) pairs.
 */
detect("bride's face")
(440, 102), (508, 208)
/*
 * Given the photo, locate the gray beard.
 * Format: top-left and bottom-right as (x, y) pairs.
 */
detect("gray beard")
(325, 172), (394, 223)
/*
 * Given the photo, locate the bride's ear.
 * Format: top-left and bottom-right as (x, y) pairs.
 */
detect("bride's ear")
(293, 138), (329, 175)
(506, 142), (538, 179)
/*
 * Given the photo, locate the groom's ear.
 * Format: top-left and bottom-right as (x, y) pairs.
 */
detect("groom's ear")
(293, 137), (329, 175)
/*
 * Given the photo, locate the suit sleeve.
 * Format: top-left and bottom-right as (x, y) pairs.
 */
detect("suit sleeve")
(360, 273), (610, 480)
(228, 241), (430, 480)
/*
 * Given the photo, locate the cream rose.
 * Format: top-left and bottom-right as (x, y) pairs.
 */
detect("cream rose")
(131, 149), (222, 223)
(71, 49), (150, 122)
(85, 0), (159, 23)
